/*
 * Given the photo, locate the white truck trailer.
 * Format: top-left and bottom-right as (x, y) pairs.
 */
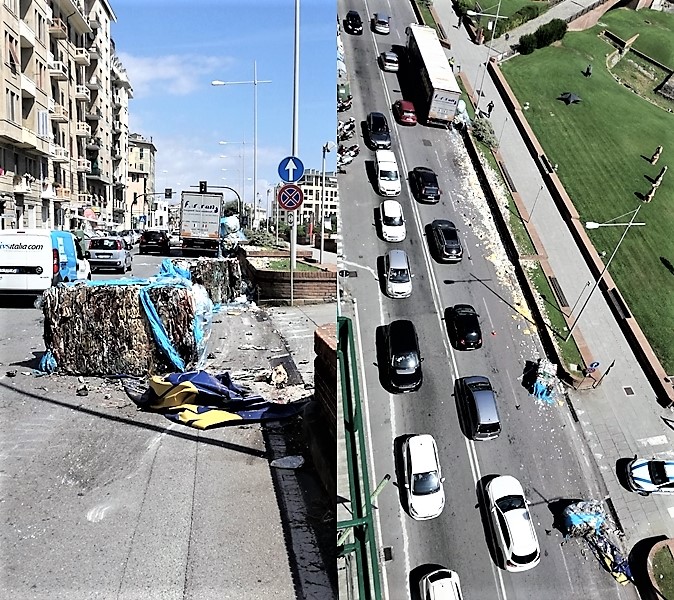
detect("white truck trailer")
(179, 191), (223, 256)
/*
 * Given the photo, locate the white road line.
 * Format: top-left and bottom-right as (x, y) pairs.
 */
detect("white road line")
(342, 259), (379, 281)
(482, 296), (496, 332)
(353, 298), (395, 600)
(637, 435), (669, 447)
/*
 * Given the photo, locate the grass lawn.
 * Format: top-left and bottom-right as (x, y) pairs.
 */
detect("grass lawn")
(472, 0), (549, 21)
(652, 546), (674, 600)
(500, 8), (674, 372)
(268, 259), (321, 272)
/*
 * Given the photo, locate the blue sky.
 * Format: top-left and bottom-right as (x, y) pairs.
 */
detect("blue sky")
(110, 0), (337, 209)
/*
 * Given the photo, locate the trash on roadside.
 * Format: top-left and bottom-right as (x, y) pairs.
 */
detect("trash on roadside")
(76, 384), (89, 396)
(121, 370), (307, 430)
(6, 370), (17, 377)
(531, 357), (558, 404)
(164, 257), (242, 305)
(270, 364), (289, 388)
(270, 455), (304, 469)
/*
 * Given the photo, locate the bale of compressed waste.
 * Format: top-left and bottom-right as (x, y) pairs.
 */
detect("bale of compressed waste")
(170, 257), (242, 304)
(42, 283), (198, 377)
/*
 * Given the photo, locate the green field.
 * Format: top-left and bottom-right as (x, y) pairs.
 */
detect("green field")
(501, 8), (674, 372)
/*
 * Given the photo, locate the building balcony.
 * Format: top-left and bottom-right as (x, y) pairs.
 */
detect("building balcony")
(85, 136), (101, 150)
(19, 20), (35, 48)
(74, 47), (90, 66)
(75, 84), (90, 102)
(49, 144), (70, 162)
(87, 167), (109, 182)
(13, 175), (35, 194)
(20, 73), (36, 98)
(112, 145), (122, 160)
(50, 103), (69, 122)
(112, 94), (122, 108)
(76, 158), (91, 172)
(84, 105), (101, 120)
(48, 61), (68, 80)
(49, 18), (67, 39)
(111, 120), (122, 133)
(88, 43), (101, 60)
(75, 121), (91, 137)
(86, 75), (102, 90)
(113, 176), (126, 188)
(89, 12), (101, 29)
(55, 187), (72, 200)
(48, 97), (55, 112)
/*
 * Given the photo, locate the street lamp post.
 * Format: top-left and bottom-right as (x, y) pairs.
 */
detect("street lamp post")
(564, 205), (646, 341)
(320, 141), (336, 265)
(212, 63), (271, 237)
(467, 1), (506, 112)
(220, 139), (247, 216)
(266, 188), (271, 232)
(527, 184), (544, 223)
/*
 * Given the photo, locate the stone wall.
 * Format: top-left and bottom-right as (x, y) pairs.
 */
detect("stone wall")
(303, 323), (337, 498)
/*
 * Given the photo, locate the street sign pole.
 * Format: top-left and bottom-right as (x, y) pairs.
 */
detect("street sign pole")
(291, 0), (300, 306)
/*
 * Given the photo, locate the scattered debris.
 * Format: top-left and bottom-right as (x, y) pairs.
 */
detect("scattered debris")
(270, 364), (289, 388)
(76, 384), (89, 396)
(6, 370), (17, 377)
(270, 455), (305, 469)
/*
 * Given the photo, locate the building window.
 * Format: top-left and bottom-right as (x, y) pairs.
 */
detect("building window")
(5, 32), (19, 72)
(5, 89), (18, 123)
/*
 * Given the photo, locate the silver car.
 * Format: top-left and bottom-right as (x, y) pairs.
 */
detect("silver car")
(87, 236), (133, 274)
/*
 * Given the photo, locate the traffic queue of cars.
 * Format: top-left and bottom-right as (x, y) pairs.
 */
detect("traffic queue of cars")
(341, 10), (542, 593)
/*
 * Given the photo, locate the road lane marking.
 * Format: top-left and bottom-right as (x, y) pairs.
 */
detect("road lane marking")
(637, 435), (669, 447)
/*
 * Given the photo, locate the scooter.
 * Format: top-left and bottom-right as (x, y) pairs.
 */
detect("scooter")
(337, 154), (355, 167)
(339, 129), (355, 142)
(338, 98), (353, 112)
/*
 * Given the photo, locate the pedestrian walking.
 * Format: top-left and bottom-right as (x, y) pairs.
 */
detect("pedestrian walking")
(457, 14), (463, 28)
(585, 64), (592, 77)
(448, 56), (455, 72)
(487, 101), (495, 118)
(650, 145), (663, 165)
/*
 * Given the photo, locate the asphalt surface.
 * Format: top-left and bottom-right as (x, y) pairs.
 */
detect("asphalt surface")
(0, 247), (334, 599)
(337, 1), (637, 598)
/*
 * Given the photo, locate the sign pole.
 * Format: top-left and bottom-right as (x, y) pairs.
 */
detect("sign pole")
(290, 0), (300, 306)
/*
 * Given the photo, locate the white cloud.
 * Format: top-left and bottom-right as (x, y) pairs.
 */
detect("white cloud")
(117, 52), (234, 98)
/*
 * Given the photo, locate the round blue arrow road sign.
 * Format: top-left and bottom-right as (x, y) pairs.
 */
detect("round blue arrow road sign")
(278, 156), (305, 183)
(277, 184), (304, 211)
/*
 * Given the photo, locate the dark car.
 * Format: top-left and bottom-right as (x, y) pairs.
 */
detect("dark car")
(445, 304), (482, 350)
(366, 112), (392, 150)
(456, 376), (501, 440)
(429, 219), (463, 262)
(344, 10), (363, 34)
(411, 167), (442, 203)
(385, 319), (423, 392)
(139, 229), (170, 255)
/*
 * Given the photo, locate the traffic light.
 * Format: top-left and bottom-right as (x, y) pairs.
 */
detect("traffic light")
(165, 188), (172, 199)
(199, 180), (208, 193)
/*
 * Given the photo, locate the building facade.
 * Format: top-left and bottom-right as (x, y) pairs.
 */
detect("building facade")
(0, 0), (132, 231)
(126, 132), (155, 229)
(275, 168), (339, 233)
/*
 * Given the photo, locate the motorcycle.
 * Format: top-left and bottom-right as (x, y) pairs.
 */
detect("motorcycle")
(338, 144), (359, 157)
(337, 154), (354, 167)
(338, 129), (355, 142)
(338, 98), (353, 112)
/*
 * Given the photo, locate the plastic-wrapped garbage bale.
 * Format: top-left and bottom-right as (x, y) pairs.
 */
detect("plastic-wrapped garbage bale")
(42, 283), (199, 377)
(170, 257), (242, 304)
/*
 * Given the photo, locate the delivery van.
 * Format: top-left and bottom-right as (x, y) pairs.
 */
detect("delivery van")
(0, 229), (91, 295)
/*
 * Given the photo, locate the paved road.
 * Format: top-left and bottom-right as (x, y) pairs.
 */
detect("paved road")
(432, 0), (674, 550)
(0, 248), (333, 599)
(337, 1), (635, 598)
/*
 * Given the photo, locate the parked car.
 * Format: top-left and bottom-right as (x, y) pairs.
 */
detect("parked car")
(626, 457), (674, 495)
(393, 99), (417, 125)
(411, 167), (442, 203)
(418, 568), (463, 600)
(486, 475), (541, 572)
(379, 51), (399, 72)
(87, 236), (132, 274)
(455, 376), (501, 440)
(168, 230), (182, 248)
(372, 12), (390, 34)
(139, 229), (170, 255)
(402, 434), (445, 520)
(366, 111), (392, 150)
(445, 304), (482, 350)
(384, 319), (423, 392)
(379, 200), (406, 242)
(344, 10), (363, 34)
(384, 249), (412, 299)
(429, 219), (463, 262)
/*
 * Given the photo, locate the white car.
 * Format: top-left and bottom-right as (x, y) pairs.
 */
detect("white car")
(373, 12), (390, 34)
(626, 457), (674, 495)
(402, 434), (445, 520)
(384, 249), (412, 298)
(486, 475), (540, 572)
(380, 200), (406, 243)
(379, 51), (399, 72)
(419, 568), (463, 600)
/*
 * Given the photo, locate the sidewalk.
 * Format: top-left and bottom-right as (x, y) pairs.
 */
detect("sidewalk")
(433, 0), (674, 545)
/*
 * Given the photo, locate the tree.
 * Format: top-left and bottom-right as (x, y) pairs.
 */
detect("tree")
(518, 33), (536, 55)
(472, 116), (498, 150)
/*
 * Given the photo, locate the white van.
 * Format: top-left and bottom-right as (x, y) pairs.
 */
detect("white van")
(375, 149), (401, 196)
(0, 229), (91, 295)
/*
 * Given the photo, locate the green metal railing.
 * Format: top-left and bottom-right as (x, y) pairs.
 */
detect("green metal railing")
(337, 316), (383, 600)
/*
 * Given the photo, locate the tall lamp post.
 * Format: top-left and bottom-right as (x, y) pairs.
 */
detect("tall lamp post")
(219, 139), (247, 217)
(212, 63), (271, 237)
(564, 205), (646, 341)
(467, 1), (507, 112)
(320, 141), (336, 265)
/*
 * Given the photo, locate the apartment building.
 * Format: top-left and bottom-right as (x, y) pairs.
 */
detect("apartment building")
(126, 131), (156, 230)
(0, 0), (132, 231)
(275, 168), (339, 232)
